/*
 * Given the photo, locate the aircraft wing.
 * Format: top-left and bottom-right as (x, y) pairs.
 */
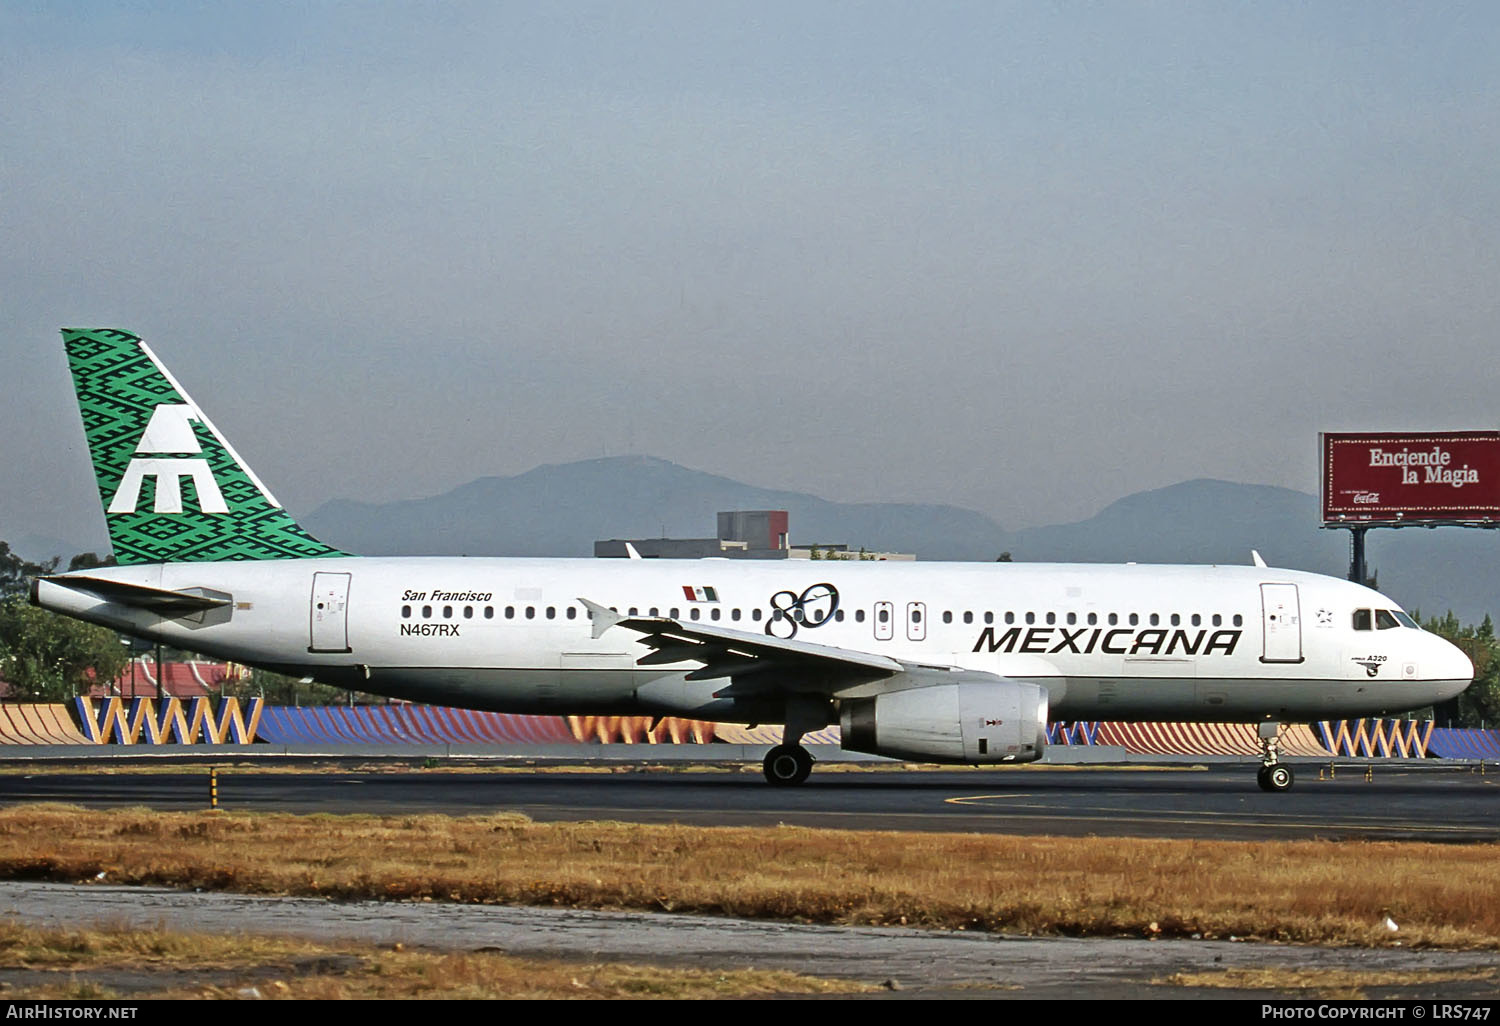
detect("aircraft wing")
(578, 597), (991, 696)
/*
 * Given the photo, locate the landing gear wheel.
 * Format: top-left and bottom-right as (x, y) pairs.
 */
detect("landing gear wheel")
(763, 744), (813, 786)
(1257, 764), (1294, 792)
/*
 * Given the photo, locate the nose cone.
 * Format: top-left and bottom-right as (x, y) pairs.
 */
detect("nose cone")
(1430, 634), (1475, 702)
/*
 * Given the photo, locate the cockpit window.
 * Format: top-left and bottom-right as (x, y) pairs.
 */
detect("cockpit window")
(1353, 609), (1372, 631)
(1392, 610), (1418, 629)
(1375, 609), (1400, 630)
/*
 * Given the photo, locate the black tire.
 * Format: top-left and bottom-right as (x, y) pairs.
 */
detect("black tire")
(1265, 763), (1294, 792)
(763, 744), (813, 786)
(1256, 766), (1272, 792)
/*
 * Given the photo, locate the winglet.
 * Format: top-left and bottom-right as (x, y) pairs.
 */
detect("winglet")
(578, 597), (625, 639)
(624, 542), (643, 560)
(1251, 550), (1267, 568)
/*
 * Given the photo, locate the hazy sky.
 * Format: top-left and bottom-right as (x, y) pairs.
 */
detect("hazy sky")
(4, 2), (1497, 553)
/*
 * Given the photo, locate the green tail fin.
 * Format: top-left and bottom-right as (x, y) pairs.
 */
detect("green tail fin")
(62, 328), (349, 564)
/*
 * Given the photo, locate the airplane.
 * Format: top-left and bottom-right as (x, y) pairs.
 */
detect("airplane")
(33, 329), (1473, 791)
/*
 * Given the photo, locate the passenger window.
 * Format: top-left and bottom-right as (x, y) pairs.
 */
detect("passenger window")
(1129, 613), (1139, 626)
(1066, 612), (1076, 625)
(963, 611), (973, 624)
(691, 608), (701, 620)
(835, 609), (844, 622)
(443, 605), (453, 619)
(505, 606), (514, 619)
(546, 606), (556, 619)
(650, 607), (659, 617)
(855, 609), (864, 623)
(1190, 614), (1200, 627)
(1026, 612), (1035, 625)
(1233, 614), (1243, 627)
(1005, 611), (1015, 624)
(752, 609), (762, 621)
(485, 606), (494, 619)
(464, 606), (473, 619)
(525, 606), (535, 619)
(1353, 609), (1371, 631)
(878, 608), (890, 623)
(1376, 609), (1400, 630)
(1046, 612), (1056, 625)
(711, 608), (721, 621)
(984, 612), (994, 625)
(1108, 613), (1118, 626)
(422, 605), (432, 618)
(1211, 614), (1221, 627)
(566, 607), (576, 620)
(732, 608), (742, 621)
(1170, 613), (1180, 627)
(1149, 613), (1159, 626)
(670, 608), (680, 619)
(401, 605), (411, 619)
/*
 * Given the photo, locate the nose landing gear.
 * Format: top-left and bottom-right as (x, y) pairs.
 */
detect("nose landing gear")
(1256, 721), (1294, 792)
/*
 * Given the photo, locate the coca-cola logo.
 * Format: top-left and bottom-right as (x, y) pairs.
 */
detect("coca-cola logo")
(1352, 491), (1380, 504)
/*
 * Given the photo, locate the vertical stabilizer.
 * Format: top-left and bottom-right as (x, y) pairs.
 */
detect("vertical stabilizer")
(62, 328), (348, 563)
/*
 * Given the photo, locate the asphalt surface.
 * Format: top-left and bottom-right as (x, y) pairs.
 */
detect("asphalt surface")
(3, 762), (1499, 1000)
(3, 762), (1497, 841)
(5, 881), (1499, 1000)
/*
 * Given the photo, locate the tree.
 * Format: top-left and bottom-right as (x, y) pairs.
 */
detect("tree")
(0, 542), (54, 600)
(0, 597), (127, 702)
(1422, 612), (1500, 728)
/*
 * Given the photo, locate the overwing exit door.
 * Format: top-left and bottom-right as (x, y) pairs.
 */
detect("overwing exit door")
(310, 572), (352, 653)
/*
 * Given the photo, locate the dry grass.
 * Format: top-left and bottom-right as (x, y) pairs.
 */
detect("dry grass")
(4, 804), (1499, 948)
(1160, 967), (1500, 999)
(0, 919), (865, 999)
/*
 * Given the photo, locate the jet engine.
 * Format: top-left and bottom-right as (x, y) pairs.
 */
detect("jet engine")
(839, 681), (1048, 764)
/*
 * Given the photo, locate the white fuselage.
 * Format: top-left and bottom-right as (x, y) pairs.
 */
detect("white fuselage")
(37, 557), (1473, 724)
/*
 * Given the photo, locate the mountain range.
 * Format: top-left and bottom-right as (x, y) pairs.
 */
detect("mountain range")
(16, 455), (1496, 623)
(297, 456), (1495, 624)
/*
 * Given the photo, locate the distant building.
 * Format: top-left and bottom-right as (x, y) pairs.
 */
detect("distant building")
(595, 510), (913, 560)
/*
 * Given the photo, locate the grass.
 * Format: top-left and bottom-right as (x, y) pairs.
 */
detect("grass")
(0, 919), (867, 999)
(1159, 967), (1500, 1000)
(5, 804), (1500, 948)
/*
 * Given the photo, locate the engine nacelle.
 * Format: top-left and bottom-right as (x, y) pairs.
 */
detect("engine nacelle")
(839, 681), (1048, 764)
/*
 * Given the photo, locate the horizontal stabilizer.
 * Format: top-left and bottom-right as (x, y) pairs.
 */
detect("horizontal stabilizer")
(40, 575), (232, 617)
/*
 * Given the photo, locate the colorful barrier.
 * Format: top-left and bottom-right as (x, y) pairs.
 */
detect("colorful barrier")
(710, 723), (841, 746)
(1092, 721), (1332, 757)
(252, 705), (579, 745)
(1315, 719), (1432, 758)
(1426, 728), (1500, 760)
(0, 703), (93, 745)
(71, 697), (263, 744)
(1047, 722), (1100, 746)
(0, 701), (1485, 760)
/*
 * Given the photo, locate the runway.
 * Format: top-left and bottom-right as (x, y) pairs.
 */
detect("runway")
(4, 762), (1496, 842)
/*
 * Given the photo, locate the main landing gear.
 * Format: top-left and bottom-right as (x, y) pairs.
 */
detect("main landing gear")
(763, 744), (814, 786)
(1256, 721), (1294, 792)
(761, 696), (829, 786)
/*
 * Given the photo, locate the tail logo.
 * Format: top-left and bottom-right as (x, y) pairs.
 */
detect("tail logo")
(106, 404), (229, 515)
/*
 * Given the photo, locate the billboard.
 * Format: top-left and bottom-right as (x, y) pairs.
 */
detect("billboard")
(1322, 432), (1500, 526)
